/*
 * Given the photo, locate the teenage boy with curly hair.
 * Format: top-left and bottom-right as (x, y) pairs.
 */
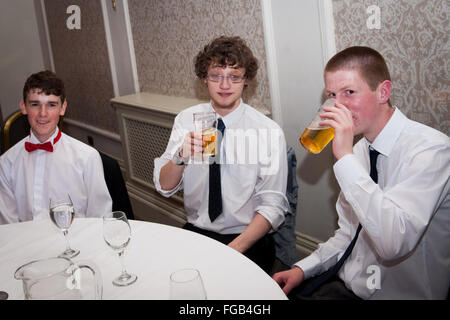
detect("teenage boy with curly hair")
(154, 36), (289, 273)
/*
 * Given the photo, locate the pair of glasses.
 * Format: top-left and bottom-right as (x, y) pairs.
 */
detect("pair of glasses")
(207, 74), (246, 83)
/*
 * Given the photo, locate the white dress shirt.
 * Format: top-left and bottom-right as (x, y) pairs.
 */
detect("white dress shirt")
(296, 107), (450, 299)
(0, 129), (112, 224)
(154, 101), (289, 234)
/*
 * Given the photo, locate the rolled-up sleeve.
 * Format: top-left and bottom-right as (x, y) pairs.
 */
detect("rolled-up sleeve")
(153, 115), (188, 197)
(254, 190), (290, 230)
(153, 157), (183, 197)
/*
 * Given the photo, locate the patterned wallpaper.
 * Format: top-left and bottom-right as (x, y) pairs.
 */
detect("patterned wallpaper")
(43, 0), (448, 136)
(332, 0), (449, 135)
(44, 0), (118, 133)
(128, 0), (271, 113)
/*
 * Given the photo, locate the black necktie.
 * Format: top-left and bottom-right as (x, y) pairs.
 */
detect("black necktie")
(208, 118), (225, 222)
(369, 147), (380, 184)
(298, 147), (380, 296)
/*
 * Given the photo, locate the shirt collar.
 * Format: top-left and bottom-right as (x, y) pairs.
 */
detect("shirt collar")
(364, 107), (407, 157)
(211, 99), (246, 128)
(29, 128), (60, 146)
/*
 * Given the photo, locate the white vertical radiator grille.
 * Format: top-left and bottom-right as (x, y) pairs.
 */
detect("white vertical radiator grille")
(124, 116), (171, 187)
(111, 93), (205, 223)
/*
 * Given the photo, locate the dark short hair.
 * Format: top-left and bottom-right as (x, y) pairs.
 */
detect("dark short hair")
(23, 70), (66, 104)
(325, 46), (391, 91)
(194, 36), (258, 81)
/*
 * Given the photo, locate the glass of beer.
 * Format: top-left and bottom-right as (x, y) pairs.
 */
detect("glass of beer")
(193, 111), (217, 156)
(300, 99), (336, 154)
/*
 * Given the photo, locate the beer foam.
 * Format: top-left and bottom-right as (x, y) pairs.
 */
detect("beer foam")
(307, 124), (331, 130)
(202, 128), (217, 134)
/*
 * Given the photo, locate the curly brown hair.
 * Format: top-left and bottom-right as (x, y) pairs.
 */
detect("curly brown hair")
(194, 36), (258, 81)
(23, 70), (66, 103)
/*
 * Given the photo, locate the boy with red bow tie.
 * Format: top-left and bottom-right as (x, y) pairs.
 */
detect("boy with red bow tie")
(0, 70), (112, 224)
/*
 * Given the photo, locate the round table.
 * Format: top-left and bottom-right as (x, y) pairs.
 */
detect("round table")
(0, 218), (287, 300)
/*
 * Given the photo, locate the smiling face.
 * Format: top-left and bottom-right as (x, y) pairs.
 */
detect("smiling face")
(204, 64), (248, 115)
(324, 69), (393, 142)
(20, 89), (66, 143)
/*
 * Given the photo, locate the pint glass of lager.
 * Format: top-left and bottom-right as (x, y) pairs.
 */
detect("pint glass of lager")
(193, 111), (217, 156)
(300, 99), (336, 154)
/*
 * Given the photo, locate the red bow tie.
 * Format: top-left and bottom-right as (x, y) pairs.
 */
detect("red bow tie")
(25, 129), (62, 153)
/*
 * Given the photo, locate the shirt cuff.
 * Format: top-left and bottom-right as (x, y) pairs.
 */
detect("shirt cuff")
(333, 154), (366, 192)
(294, 253), (322, 279)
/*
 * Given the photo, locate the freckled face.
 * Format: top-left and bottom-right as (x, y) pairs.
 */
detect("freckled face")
(20, 89), (66, 143)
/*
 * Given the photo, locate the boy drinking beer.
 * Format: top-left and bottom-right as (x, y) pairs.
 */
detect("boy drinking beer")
(273, 46), (450, 299)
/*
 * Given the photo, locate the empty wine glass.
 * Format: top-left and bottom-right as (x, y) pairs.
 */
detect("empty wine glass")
(170, 268), (207, 300)
(103, 211), (137, 286)
(49, 194), (80, 258)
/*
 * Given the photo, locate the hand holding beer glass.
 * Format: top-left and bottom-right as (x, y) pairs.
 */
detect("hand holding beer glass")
(300, 99), (336, 154)
(193, 111), (218, 158)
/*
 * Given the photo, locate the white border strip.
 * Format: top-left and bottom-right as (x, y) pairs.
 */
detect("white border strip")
(317, 0), (336, 66)
(123, 0), (140, 93)
(261, 0), (282, 127)
(39, 0), (55, 72)
(101, 0), (119, 97)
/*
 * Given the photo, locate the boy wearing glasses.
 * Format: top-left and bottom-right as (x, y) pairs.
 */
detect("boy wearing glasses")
(0, 70), (112, 224)
(154, 36), (289, 273)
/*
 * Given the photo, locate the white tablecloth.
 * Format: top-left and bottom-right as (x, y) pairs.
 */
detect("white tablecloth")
(0, 218), (287, 300)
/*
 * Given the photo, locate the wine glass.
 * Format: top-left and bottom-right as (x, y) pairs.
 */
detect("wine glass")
(49, 194), (80, 258)
(103, 211), (137, 286)
(169, 268), (207, 300)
